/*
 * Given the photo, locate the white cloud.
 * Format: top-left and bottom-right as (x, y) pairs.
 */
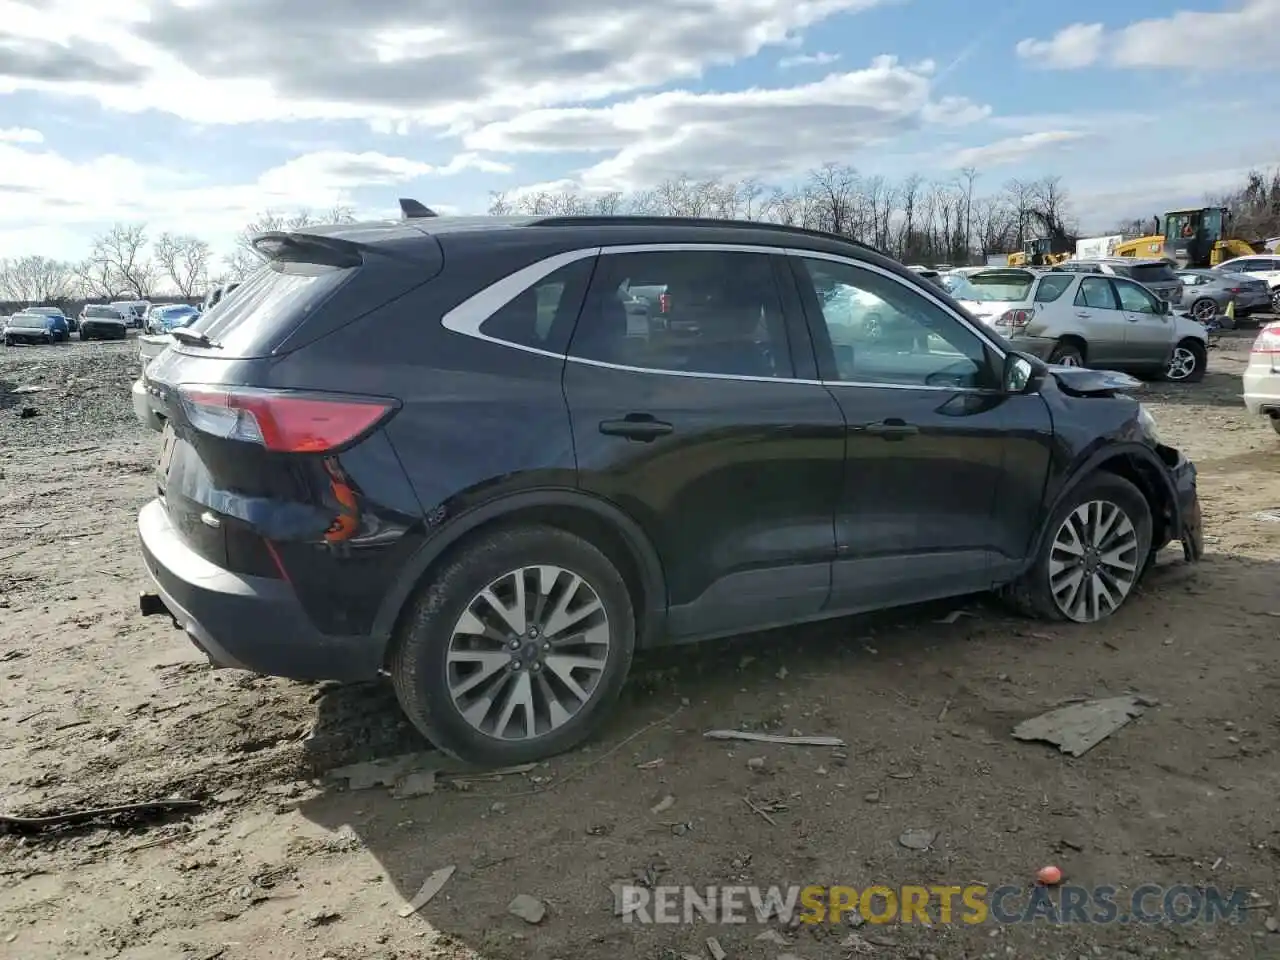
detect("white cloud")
(1015, 23), (1104, 69)
(0, 127), (44, 144)
(464, 57), (991, 190)
(1017, 0), (1280, 71)
(0, 0), (892, 128)
(946, 131), (1088, 169)
(0, 143), (489, 258)
(779, 51), (841, 68)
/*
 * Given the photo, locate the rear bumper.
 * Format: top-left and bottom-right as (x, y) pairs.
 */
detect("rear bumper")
(137, 499), (386, 682)
(1242, 369), (1280, 417)
(132, 379), (165, 433)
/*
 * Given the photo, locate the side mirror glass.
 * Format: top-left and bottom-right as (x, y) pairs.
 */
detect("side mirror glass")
(1003, 352), (1036, 394)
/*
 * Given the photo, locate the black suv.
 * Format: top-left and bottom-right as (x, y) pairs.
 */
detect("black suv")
(137, 211), (1203, 765)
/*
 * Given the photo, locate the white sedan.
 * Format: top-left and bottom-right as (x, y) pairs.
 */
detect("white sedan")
(1243, 321), (1280, 436)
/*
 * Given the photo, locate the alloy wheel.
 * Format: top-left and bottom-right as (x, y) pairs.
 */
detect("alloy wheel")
(446, 565), (611, 741)
(1048, 500), (1140, 622)
(1191, 299), (1217, 321)
(1056, 353), (1081, 367)
(1166, 346), (1198, 381)
(1272, 288), (1280, 311)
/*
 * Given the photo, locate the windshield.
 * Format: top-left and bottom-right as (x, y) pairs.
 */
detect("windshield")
(8, 314), (47, 329)
(952, 272), (1034, 302)
(85, 306), (121, 318)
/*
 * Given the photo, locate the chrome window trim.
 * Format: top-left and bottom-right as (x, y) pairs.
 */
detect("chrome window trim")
(439, 240), (1009, 394)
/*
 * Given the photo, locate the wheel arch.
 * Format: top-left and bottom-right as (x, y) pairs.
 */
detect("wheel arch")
(1027, 443), (1180, 567)
(1054, 334), (1089, 362)
(374, 489), (668, 663)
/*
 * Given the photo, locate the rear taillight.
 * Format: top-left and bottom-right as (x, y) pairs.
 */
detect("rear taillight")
(996, 309), (1032, 328)
(1227, 287), (1243, 294)
(178, 385), (397, 453)
(658, 293), (670, 313)
(1251, 323), (1280, 355)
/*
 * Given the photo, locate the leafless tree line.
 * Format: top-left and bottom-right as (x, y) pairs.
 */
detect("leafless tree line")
(489, 164), (1082, 265)
(0, 205), (355, 304)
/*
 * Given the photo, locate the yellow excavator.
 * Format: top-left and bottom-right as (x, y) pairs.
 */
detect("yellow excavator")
(1006, 236), (1073, 267)
(1113, 206), (1255, 267)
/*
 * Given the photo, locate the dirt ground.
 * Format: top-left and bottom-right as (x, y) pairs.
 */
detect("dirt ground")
(2, 328), (1278, 960)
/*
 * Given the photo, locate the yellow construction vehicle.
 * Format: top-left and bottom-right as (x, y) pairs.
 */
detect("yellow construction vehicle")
(1006, 236), (1073, 267)
(1113, 206), (1255, 267)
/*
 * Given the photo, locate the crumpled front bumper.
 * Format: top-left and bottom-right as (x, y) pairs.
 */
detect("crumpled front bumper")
(1167, 450), (1203, 563)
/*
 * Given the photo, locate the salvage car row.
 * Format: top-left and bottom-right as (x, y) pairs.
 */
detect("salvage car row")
(2, 300), (208, 345)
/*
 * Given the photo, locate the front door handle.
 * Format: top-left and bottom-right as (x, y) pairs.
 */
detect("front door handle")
(599, 414), (673, 441)
(860, 418), (918, 440)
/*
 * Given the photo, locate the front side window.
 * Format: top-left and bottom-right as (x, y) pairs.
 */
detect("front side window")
(1114, 279), (1160, 314)
(569, 249), (792, 379)
(798, 257), (996, 390)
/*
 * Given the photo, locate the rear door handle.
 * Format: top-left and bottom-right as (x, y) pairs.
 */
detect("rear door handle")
(860, 419), (918, 440)
(599, 415), (673, 441)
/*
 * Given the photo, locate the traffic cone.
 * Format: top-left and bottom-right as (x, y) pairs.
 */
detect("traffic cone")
(1225, 299), (1235, 329)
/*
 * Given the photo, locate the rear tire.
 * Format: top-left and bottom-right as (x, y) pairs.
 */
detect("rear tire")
(390, 524), (637, 766)
(1271, 416), (1280, 437)
(1002, 472), (1153, 623)
(1190, 298), (1218, 324)
(1048, 341), (1085, 366)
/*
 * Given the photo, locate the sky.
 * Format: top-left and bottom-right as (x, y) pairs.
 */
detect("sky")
(0, 0), (1278, 265)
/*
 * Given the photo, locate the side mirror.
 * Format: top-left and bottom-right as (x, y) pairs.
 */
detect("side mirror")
(1159, 300), (1171, 315)
(1002, 351), (1041, 394)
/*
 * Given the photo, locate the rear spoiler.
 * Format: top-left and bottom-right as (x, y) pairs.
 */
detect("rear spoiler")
(251, 232), (366, 268)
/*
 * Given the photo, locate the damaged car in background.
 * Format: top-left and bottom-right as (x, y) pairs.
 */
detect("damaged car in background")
(133, 210), (1203, 766)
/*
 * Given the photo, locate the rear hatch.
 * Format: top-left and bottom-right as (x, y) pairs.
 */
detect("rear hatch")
(1124, 262), (1182, 301)
(6, 314), (47, 332)
(950, 270), (1036, 326)
(144, 225), (441, 579)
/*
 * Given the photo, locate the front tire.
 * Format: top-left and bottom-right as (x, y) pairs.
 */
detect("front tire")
(1190, 298), (1218, 323)
(390, 525), (637, 766)
(1165, 339), (1206, 383)
(1002, 472), (1153, 624)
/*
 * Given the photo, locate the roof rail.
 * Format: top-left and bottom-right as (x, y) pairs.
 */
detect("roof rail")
(527, 215), (885, 256)
(399, 198), (438, 219)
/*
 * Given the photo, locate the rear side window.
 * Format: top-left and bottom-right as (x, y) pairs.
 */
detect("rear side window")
(570, 249), (792, 378)
(478, 257), (595, 354)
(1034, 274), (1074, 302)
(1076, 277), (1118, 309)
(189, 261), (351, 356)
(1129, 263), (1177, 284)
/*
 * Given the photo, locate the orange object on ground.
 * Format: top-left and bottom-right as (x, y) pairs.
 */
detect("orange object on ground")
(1036, 865), (1063, 886)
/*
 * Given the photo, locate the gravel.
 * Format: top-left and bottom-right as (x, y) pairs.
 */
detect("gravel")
(0, 337), (143, 450)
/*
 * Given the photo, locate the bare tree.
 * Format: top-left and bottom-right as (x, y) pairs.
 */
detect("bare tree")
(155, 233), (212, 297)
(0, 255), (75, 302)
(71, 224), (156, 299)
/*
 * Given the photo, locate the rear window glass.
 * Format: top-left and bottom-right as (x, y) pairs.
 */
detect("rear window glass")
(85, 306), (121, 318)
(1034, 274), (1074, 302)
(8, 314), (45, 328)
(1129, 263), (1177, 283)
(963, 272), (1034, 302)
(185, 261), (351, 356)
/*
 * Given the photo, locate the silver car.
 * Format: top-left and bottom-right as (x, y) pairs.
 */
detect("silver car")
(1176, 268), (1271, 325)
(1053, 257), (1184, 305)
(950, 268), (1209, 382)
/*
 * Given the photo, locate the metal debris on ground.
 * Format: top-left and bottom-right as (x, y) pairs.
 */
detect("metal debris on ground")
(1252, 511), (1280, 523)
(508, 894), (546, 924)
(397, 865), (455, 918)
(1011, 695), (1152, 757)
(704, 730), (845, 747)
(898, 828), (937, 851)
(637, 758), (665, 769)
(705, 935), (727, 960)
(934, 609), (976, 624)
